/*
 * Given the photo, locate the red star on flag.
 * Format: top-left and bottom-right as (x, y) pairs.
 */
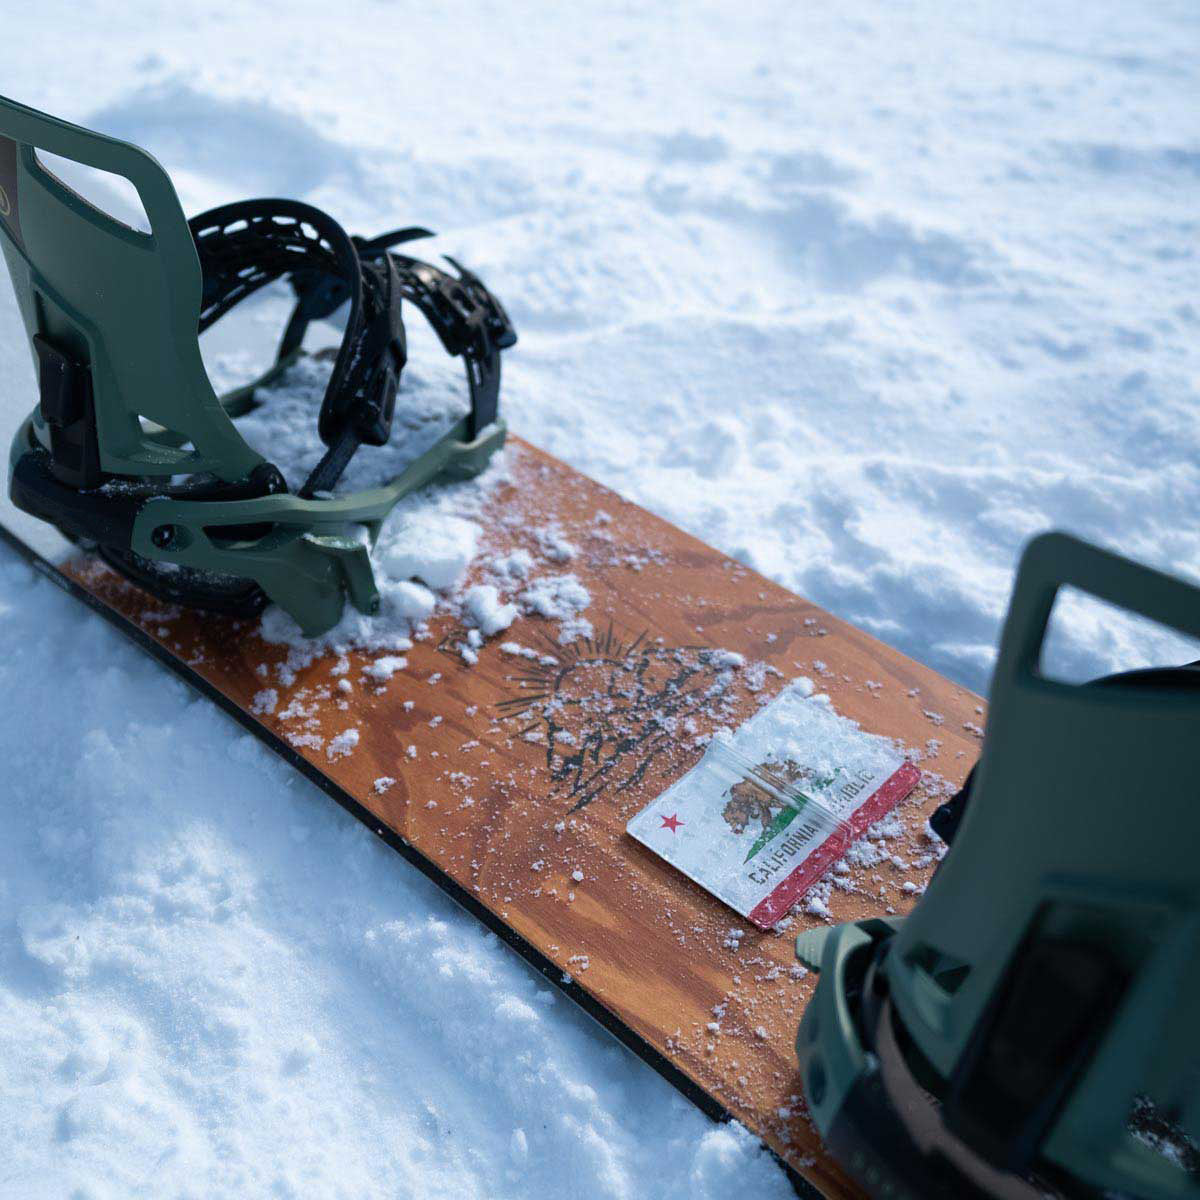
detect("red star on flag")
(660, 813), (684, 833)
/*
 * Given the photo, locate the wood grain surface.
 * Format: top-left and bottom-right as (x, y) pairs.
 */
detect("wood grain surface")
(62, 436), (984, 1198)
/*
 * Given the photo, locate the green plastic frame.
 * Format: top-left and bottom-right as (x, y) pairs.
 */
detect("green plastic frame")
(798, 532), (1200, 1198)
(0, 93), (262, 479)
(0, 93), (506, 635)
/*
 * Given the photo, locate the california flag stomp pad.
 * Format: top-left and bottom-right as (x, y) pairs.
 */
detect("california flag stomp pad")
(627, 681), (921, 928)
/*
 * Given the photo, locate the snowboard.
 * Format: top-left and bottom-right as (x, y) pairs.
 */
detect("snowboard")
(0, 435), (984, 1199)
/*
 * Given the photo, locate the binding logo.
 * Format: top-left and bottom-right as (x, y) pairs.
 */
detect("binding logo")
(0, 184), (10, 218)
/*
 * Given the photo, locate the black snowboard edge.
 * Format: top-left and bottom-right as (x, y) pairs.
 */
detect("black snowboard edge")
(0, 522), (823, 1200)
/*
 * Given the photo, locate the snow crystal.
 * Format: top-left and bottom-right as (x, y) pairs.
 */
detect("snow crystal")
(510, 1128), (529, 1163)
(363, 655), (408, 681)
(326, 729), (360, 760)
(500, 641), (556, 665)
(520, 574), (592, 643)
(464, 584), (519, 637)
(802, 882), (833, 921)
(488, 548), (534, 581)
(534, 524), (577, 562)
(709, 649), (745, 669)
(520, 573), (590, 620)
(380, 514), (480, 591)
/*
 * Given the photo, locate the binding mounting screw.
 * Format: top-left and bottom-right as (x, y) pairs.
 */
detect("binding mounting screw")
(151, 524), (178, 550)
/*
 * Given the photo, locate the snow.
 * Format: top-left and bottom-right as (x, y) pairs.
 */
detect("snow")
(489, 548), (536, 582)
(520, 574), (594, 643)
(464, 584), (520, 637)
(362, 655), (409, 682)
(381, 513), (480, 592)
(1, 2), (1198, 1197)
(326, 728), (361, 760)
(535, 524), (578, 563)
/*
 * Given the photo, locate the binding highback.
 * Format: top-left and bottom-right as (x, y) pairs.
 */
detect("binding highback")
(0, 93), (262, 485)
(890, 532), (1200, 1195)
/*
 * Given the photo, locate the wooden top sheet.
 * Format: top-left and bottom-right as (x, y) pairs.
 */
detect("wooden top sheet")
(64, 437), (984, 1198)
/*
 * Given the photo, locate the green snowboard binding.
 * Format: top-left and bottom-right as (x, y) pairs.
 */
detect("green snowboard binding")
(797, 532), (1200, 1199)
(0, 93), (515, 636)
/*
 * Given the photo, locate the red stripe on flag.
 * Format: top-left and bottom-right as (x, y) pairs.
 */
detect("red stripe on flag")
(747, 761), (921, 928)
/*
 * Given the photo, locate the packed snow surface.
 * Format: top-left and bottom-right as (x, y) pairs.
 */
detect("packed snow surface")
(1, 2), (1197, 1196)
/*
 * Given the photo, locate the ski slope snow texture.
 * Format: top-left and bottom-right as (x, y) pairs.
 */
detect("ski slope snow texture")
(0, 2), (1197, 1197)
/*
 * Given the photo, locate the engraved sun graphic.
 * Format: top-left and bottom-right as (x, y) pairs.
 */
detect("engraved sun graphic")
(496, 624), (746, 811)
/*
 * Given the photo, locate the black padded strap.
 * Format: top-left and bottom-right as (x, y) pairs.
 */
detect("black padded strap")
(276, 226), (431, 362)
(188, 200), (407, 496)
(280, 226), (517, 442)
(187, 203), (514, 499)
(365, 239), (517, 440)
